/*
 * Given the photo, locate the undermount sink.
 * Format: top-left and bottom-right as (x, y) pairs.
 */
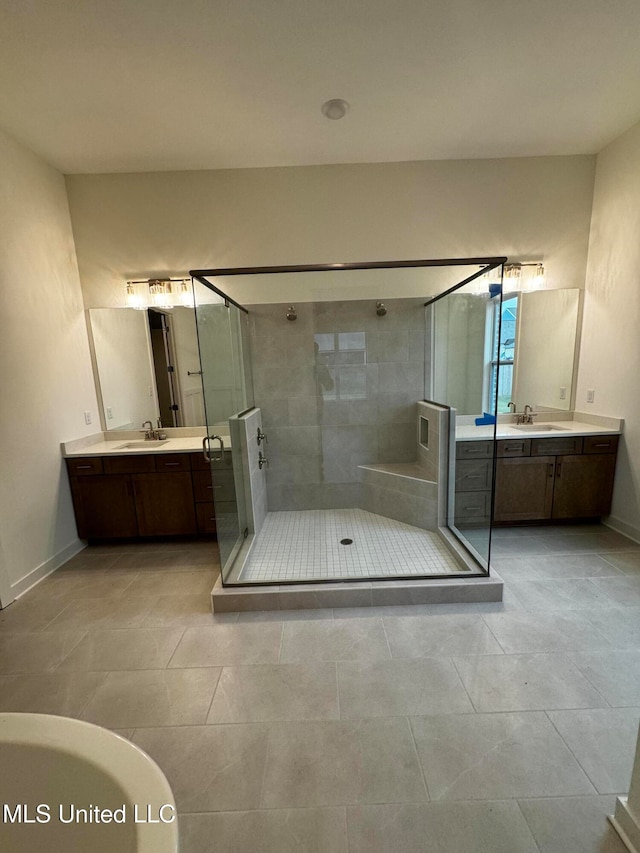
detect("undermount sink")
(511, 424), (568, 432)
(116, 440), (169, 449)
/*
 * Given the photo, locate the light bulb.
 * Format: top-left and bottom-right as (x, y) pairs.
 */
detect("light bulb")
(180, 279), (194, 308)
(126, 282), (145, 310)
(531, 263), (546, 289)
(149, 280), (172, 309)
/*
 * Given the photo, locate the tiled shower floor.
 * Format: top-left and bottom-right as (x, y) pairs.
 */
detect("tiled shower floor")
(238, 508), (467, 582)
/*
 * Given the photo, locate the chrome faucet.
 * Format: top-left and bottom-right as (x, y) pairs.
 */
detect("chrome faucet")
(141, 420), (157, 440)
(514, 404), (537, 425)
(507, 401), (516, 414)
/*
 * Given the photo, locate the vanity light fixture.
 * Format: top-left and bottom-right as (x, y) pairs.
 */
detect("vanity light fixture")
(149, 279), (173, 309)
(124, 277), (192, 310)
(503, 262), (545, 291)
(504, 263), (522, 282)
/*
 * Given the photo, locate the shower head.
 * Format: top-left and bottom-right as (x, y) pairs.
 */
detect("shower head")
(376, 301), (387, 316)
(286, 305), (297, 321)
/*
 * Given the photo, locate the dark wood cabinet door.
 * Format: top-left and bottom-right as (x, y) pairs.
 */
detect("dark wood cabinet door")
(552, 454), (616, 518)
(70, 475), (138, 539)
(494, 456), (555, 522)
(133, 472), (197, 536)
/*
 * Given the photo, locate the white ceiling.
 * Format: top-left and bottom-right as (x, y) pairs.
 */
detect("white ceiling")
(1, 0), (639, 174)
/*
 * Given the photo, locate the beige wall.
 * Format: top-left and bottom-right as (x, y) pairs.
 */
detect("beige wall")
(577, 120), (640, 540)
(0, 128), (99, 597)
(66, 155), (596, 308)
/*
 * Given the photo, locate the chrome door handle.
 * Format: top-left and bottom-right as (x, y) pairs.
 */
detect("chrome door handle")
(204, 434), (224, 463)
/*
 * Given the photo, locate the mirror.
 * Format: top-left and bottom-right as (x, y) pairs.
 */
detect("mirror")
(88, 307), (206, 430)
(432, 287), (581, 415)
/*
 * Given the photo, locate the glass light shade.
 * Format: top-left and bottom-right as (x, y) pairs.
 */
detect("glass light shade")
(179, 279), (195, 307)
(530, 263), (546, 289)
(126, 282), (145, 310)
(149, 280), (172, 309)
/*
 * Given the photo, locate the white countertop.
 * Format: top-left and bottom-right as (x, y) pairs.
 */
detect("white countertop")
(62, 431), (231, 457)
(456, 419), (622, 442)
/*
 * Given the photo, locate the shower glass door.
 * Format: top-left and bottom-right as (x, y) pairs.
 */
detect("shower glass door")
(427, 268), (504, 570)
(192, 277), (253, 580)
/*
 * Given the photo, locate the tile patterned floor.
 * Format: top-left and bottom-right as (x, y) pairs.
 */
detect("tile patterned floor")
(240, 508), (465, 581)
(0, 525), (639, 852)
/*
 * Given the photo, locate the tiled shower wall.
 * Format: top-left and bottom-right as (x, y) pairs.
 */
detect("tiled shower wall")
(248, 299), (427, 511)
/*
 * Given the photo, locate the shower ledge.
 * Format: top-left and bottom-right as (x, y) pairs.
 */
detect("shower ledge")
(211, 572), (503, 612)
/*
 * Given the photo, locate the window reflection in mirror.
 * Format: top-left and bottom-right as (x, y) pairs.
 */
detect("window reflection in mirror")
(432, 287), (581, 416)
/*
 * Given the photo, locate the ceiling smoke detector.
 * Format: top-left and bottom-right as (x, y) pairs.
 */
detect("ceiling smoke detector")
(321, 99), (350, 120)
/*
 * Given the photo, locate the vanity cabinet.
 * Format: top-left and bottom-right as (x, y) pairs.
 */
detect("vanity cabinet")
(67, 451), (235, 540)
(132, 473), (197, 536)
(493, 456), (555, 522)
(492, 434), (618, 523)
(69, 474), (138, 539)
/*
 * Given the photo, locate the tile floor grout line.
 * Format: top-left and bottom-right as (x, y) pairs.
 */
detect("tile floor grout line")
(449, 655), (480, 714)
(558, 651), (614, 709)
(479, 614), (509, 654)
(257, 720), (274, 811)
(379, 616), (393, 660)
(542, 709), (601, 797)
(406, 715), (431, 802)
(74, 669), (111, 719)
(277, 622), (285, 663)
(49, 628), (90, 672)
(335, 661), (341, 720)
(163, 627), (188, 669)
(513, 798), (544, 853)
(201, 666), (224, 724)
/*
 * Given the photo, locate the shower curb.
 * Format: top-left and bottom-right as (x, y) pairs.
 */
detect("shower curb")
(211, 572), (503, 612)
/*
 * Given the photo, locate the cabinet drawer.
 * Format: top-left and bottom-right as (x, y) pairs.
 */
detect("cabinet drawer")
(67, 457), (104, 476)
(193, 470), (215, 503)
(196, 503), (217, 535)
(212, 500), (238, 517)
(456, 440), (493, 460)
(193, 469), (236, 503)
(455, 490), (492, 522)
(455, 459), (492, 491)
(531, 436), (583, 457)
(497, 439), (531, 458)
(583, 435), (619, 455)
(212, 471), (236, 502)
(155, 454), (190, 472)
(104, 455), (156, 474)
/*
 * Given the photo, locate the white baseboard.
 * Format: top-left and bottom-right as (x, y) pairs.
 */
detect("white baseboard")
(610, 797), (640, 853)
(604, 515), (640, 545)
(11, 538), (87, 600)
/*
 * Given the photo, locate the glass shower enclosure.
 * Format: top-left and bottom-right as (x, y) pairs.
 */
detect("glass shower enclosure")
(192, 277), (254, 577)
(191, 257), (506, 585)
